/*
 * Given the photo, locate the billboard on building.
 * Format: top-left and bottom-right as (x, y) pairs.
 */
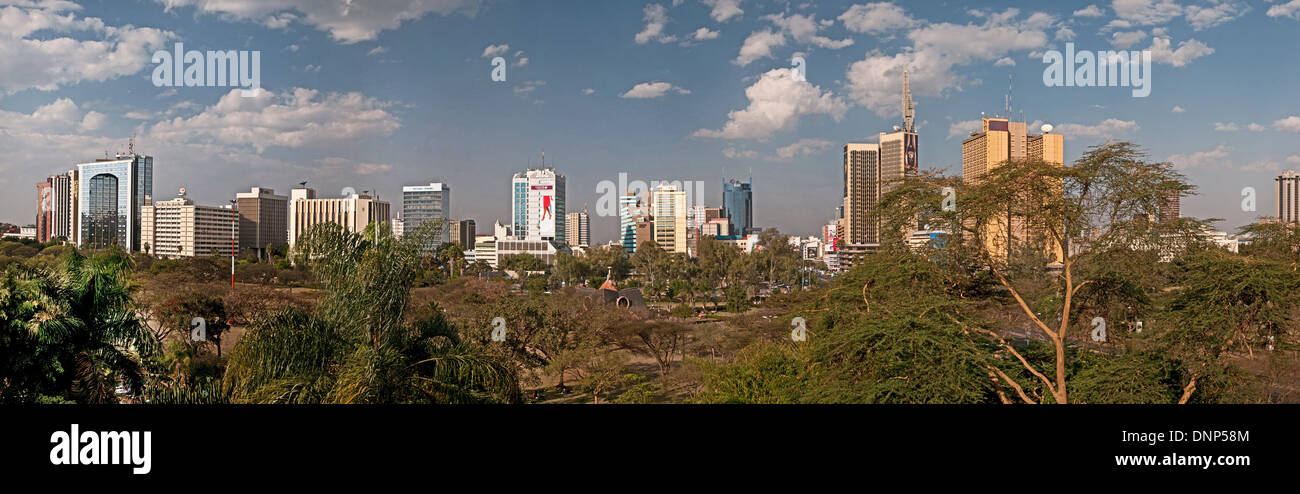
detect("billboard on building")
(534, 185), (555, 237)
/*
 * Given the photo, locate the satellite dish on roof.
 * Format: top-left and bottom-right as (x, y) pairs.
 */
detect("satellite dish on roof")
(1041, 123), (1054, 134)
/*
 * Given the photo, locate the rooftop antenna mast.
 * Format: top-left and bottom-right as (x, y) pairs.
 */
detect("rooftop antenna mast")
(128, 134), (135, 155)
(1005, 74), (1013, 119)
(902, 69), (915, 132)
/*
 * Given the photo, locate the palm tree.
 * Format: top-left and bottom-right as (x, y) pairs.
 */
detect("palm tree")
(22, 249), (157, 403)
(223, 222), (521, 404)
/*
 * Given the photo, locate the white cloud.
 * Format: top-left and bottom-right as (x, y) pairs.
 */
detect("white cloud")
(994, 57), (1016, 67)
(1185, 1), (1248, 30)
(148, 87), (401, 153)
(722, 147), (758, 159)
(78, 111), (105, 132)
(846, 12), (1050, 116)
(733, 29), (785, 66)
(1146, 36), (1214, 66)
(1171, 105), (1186, 113)
(1074, 5), (1106, 17)
(481, 44), (509, 58)
(513, 80), (545, 97)
(1054, 118), (1140, 138)
(765, 12), (853, 49)
(1288, 155), (1300, 165)
(367, 45), (388, 56)
(154, 0), (479, 43)
(1268, 0), (1300, 19)
(0, 98), (91, 133)
(1055, 26), (1076, 40)
(1242, 160), (1280, 172)
(1275, 116), (1300, 132)
(1248, 123), (1267, 132)
(580, 88), (595, 95)
(773, 138), (833, 159)
(693, 68), (845, 140)
(838, 3), (917, 34)
(1110, 30), (1147, 49)
(635, 3), (676, 44)
(693, 27), (720, 40)
(703, 0), (743, 22)
(1168, 145), (1230, 170)
(620, 81), (690, 99)
(1112, 0), (1183, 26)
(1213, 122), (1239, 131)
(948, 119), (981, 139)
(0, 3), (173, 94)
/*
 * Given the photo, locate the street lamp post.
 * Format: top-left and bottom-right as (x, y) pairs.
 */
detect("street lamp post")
(230, 199), (236, 289)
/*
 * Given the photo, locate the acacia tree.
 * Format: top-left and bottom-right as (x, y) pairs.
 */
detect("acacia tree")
(881, 141), (1209, 404)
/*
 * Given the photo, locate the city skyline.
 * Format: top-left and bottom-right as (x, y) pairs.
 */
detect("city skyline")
(3, 1), (1300, 243)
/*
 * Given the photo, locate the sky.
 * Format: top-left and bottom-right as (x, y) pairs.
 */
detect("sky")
(1, 0), (1298, 244)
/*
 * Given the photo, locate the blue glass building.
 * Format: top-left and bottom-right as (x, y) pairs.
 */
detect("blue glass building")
(722, 177), (752, 236)
(77, 154), (152, 251)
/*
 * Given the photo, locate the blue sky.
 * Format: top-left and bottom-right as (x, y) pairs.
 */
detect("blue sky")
(1, 0), (1298, 243)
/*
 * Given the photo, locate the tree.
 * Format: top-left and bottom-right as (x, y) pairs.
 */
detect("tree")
(878, 141), (1208, 404)
(222, 222), (520, 403)
(1, 249), (158, 403)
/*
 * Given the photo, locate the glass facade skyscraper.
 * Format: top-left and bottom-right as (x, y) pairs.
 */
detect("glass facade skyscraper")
(722, 178), (752, 236)
(77, 154), (152, 251)
(402, 182), (451, 247)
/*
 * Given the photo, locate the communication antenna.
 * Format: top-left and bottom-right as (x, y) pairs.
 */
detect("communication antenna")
(128, 134), (135, 155)
(1005, 74), (1013, 118)
(901, 69), (915, 132)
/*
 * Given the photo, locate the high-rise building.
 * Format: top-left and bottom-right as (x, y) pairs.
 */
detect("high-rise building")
(76, 153), (153, 251)
(619, 191), (645, 252)
(652, 184), (688, 253)
(565, 207), (589, 247)
(141, 189), (238, 258)
(961, 117), (1065, 262)
(35, 180), (52, 242)
(288, 187), (391, 248)
(49, 171), (75, 242)
(511, 164), (565, 244)
(1160, 190), (1181, 223)
(391, 217), (404, 238)
(1278, 170), (1300, 224)
(403, 182), (451, 247)
(841, 142), (880, 249)
(722, 177), (753, 236)
(450, 219), (476, 247)
(838, 71), (920, 263)
(235, 187), (287, 257)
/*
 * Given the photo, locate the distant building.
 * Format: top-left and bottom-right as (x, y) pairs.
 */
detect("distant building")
(49, 171), (76, 242)
(403, 182), (451, 247)
(35, 180), (52, 243)
(76, 153), (153, 251)
(288, 187), (391, 248)
(512, 164), (565, 244)
(1160, 190), (1181, 223)
(141, 189), (237, 258)
(391, 217), (404, 238)
(1277, 170), (1300, 224)
(235, 187), (287, 257)
(722, 177), (753, 236)
(566, 208), (589, 247)
(619, 192), (646, 252)
(450, 219), (476, 247)
(652, 184), (687, 253)
(961, 116), (1065, 263)
(473, 234), (497, 269)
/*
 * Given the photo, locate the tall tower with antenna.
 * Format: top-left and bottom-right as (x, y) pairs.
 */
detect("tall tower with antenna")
(902, 69), (915, 133)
